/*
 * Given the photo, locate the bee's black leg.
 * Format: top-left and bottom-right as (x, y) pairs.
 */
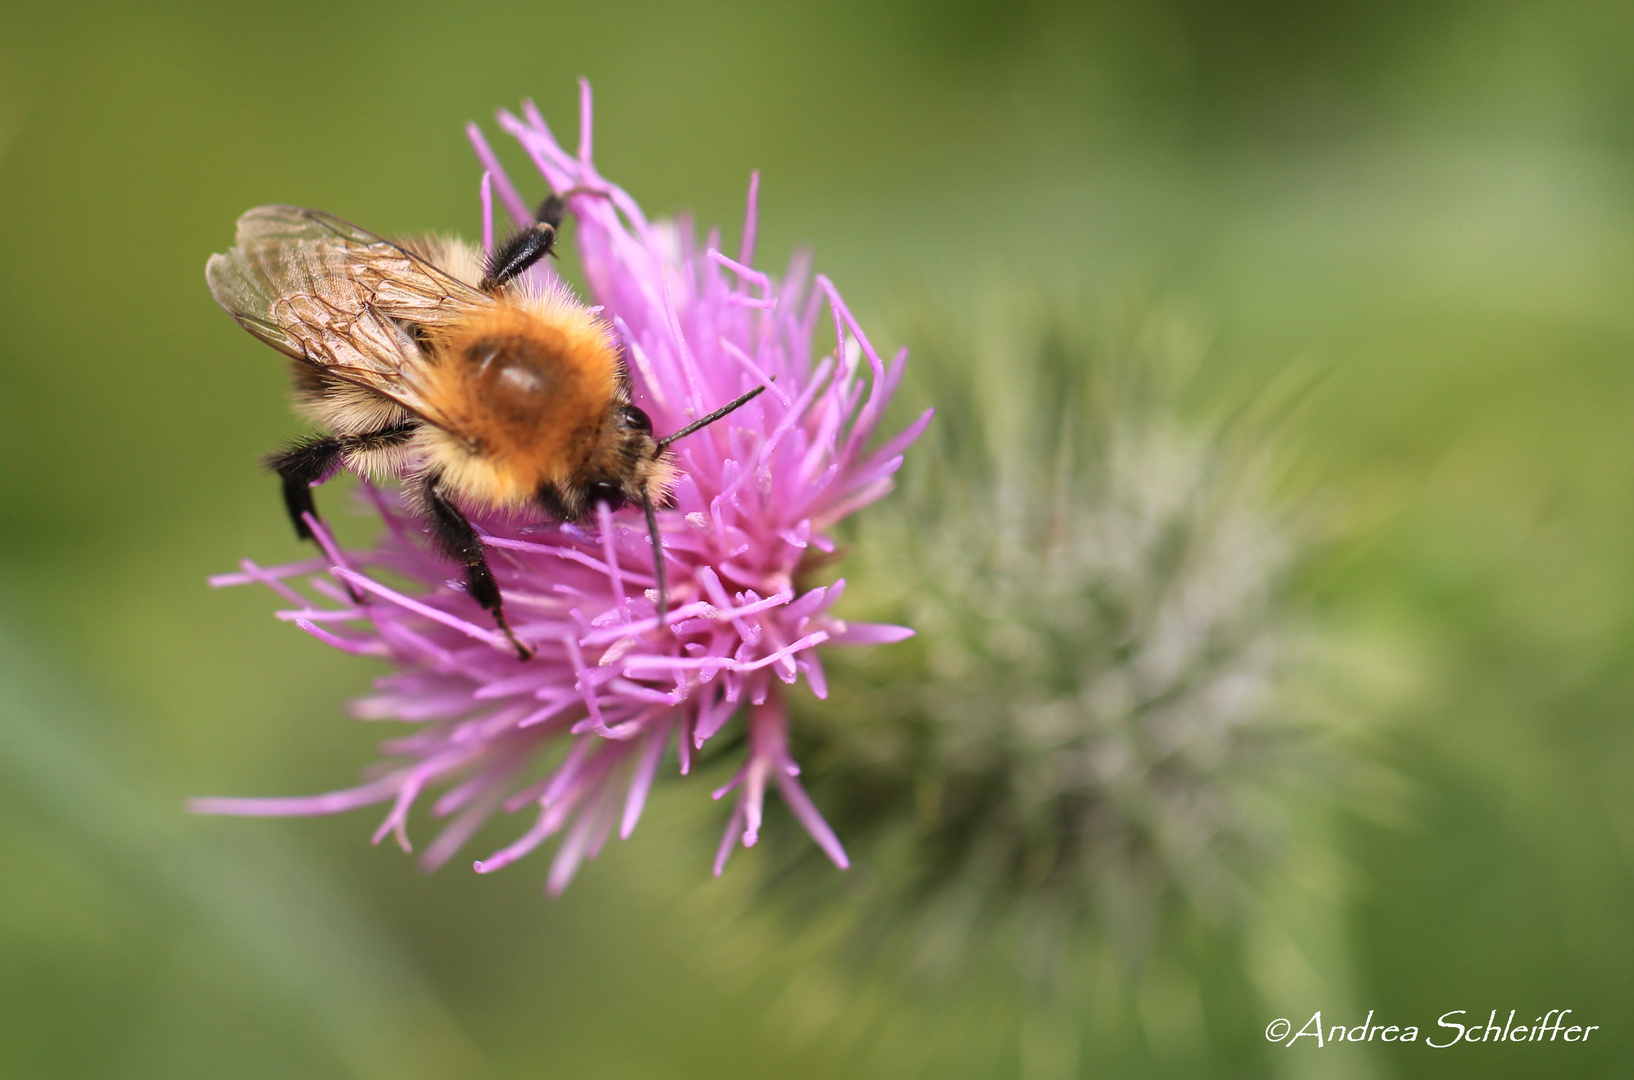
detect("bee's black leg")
(422, 475), (533, 660)
(481, 192), (589, 291)
(266, 423), (418, 541)
(483, 220), (558, 291)
(536, 193), (566, 230)
(267, 436), (343, 541)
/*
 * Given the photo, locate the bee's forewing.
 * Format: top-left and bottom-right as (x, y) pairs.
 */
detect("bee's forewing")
(207, 205), (488, 432)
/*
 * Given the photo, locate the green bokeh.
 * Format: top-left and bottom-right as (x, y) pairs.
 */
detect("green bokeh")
(3, 1), (1634, 1076)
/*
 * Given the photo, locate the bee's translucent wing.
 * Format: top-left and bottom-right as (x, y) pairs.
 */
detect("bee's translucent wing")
(206, 205), (487, 429)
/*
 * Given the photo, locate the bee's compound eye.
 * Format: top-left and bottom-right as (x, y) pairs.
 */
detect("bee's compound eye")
(621, 405), (654, 435)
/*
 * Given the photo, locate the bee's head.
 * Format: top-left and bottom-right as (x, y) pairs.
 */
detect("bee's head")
(545, 402), (674, 521)
(553, 386), (763, 628)
(605, 402), (675, 509)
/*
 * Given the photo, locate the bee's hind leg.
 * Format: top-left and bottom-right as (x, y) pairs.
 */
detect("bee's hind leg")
(267, 436), (343, 541)
(421, 474), (534, 661)
(266, 423), (418, 540)
(267, 435), (369, 605)
(268, 424), (419, 607)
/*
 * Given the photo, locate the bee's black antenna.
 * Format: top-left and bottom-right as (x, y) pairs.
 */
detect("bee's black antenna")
(642, 492), (669, 628)
(655, 384), (768, 449)
(644, 381), (770, 631)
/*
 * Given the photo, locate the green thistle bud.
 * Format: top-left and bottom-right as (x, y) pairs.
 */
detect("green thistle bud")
(754, 294), (1341, 1072)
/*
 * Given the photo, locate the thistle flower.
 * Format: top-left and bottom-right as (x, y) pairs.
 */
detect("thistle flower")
(193, 82), (927, 894)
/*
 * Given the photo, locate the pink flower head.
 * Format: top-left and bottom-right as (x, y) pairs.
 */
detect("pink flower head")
(193, 81), (929, 894)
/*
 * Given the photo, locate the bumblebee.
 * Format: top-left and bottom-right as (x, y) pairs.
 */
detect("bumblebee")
(207, 198), (761, 658)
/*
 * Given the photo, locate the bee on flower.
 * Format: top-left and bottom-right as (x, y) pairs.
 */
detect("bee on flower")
(194, 81), (929, 894)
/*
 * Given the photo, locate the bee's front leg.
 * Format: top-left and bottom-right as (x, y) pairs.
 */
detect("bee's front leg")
(421, 474), (534, 661)
(479, 191), (590, 292)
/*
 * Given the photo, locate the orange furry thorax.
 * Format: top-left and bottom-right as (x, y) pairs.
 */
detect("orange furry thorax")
(418, 300), (621, 509)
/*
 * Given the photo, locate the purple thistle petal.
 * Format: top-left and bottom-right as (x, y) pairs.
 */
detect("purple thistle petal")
(546, 789), (612, 896)
(619, 721), (669, 840)
(573, 78), (593, 164)
(293, 619), (387, 657)
(712, 798), (747, 877)
(465, 122), (530, 228)
(198, 86), (925, 892)
(332, 565), (510, 650)
(420, 773), (512, 873)
(738, 171), (759, 268)
(189, 771), (406, 817)
(774, 766), (850, 871)
(479, 171), (494, 255)
(825, 622), (916, 646)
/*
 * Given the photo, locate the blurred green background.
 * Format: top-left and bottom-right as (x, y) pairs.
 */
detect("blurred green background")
(4, 0), (1634, 1076)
